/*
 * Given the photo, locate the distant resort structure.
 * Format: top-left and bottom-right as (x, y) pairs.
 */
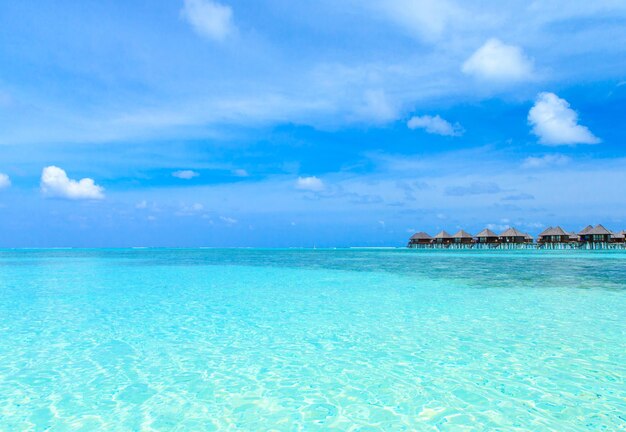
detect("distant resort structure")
(408, 224), (626, 250)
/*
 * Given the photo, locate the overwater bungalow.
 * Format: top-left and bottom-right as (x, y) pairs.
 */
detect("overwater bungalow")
(406, 224), (626, 250)
(474, 228), (499, 244)
(499, 227), (528, 244)
(433, 230), (453, 246)
(579, 224), (612, 243)
(452, 230), (474, 245)
(538, 226), (571, 244)
(408, 232), (432, 247)
(578, 225), (593, 239)
(611, 231), (625, 243)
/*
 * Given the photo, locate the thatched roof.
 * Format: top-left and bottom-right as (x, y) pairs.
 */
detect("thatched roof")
(539, 226), (569, 237)
(475, 228), (498, 238)
(410, 232), (432, 240)
(578, 225), (593, 235)
(524, 233), (533, 240)
(587, 224), (612, 235)
(612, 231), (625, 239)
(433, 230), (453, 239)
(452, 229), (473, 238)
(499, 227), (526, 237)
(538, 226), (553, 236)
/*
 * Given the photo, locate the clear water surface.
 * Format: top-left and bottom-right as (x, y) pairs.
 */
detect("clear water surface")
(0, 248), (624, 431)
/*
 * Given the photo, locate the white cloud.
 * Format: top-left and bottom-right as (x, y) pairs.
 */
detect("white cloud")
(375, 0), (464, 41)
(355, 90), (397, 123)
(522, 154), (571, 169)
(40, 166), (105, 200)
(172, 170), (200, 179)
(176, 202), (205, 216)
(232, 168), (249, 177)
(462, 38), (533, 81)
(528, 92), (600, 145)
(136, 200), (148, 209)
(296, 176), (324, 192)
(0, 173), (10, 189)
(407, 115), (463, 136)
(486, 223), (510, 232)
(220, 216), (237, 225)
(181, 0), (235, 41)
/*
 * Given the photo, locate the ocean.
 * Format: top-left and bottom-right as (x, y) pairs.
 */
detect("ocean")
(0, 248), (624, 430)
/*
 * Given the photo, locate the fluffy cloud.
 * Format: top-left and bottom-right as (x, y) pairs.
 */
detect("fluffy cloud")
(462, 38), (533, 81)
(528, 92), (600, 145)
(0, 173), (10, 189)
(172, 170), (200, 179)
(40, 166), (104, 200)
(407, 115), (463, 136)
(296, 176), (324, 192)
(521, 154), (571, 169)
(181, 0), (235, 41)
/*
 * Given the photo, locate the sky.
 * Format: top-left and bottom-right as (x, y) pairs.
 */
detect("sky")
(1, 0), (626, 247)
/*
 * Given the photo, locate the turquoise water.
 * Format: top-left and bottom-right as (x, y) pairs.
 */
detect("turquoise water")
(0, 249), (625, 431)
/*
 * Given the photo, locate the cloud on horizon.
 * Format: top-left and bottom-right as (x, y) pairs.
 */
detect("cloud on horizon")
(445, 181), (502, 196)
(521, 154), (571, 169)
(296, 176), (325, 192)
(172, 170), (200, 179)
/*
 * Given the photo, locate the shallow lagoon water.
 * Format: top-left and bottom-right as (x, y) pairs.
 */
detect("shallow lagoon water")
(0, 248), (625, 431)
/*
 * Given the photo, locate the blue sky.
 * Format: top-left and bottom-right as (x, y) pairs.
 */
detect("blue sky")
(1, 0), (626, 247)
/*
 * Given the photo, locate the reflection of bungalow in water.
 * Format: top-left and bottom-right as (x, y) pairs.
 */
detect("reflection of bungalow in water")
(433, 230), (453, 246)
(408, 232), (432, 247)
(579, 224), (612, 243)
(499, 227), (530, 244)
(538, 226), (571, 244)
(474, 228), (499, 245)
(452, 230), (474, 245)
